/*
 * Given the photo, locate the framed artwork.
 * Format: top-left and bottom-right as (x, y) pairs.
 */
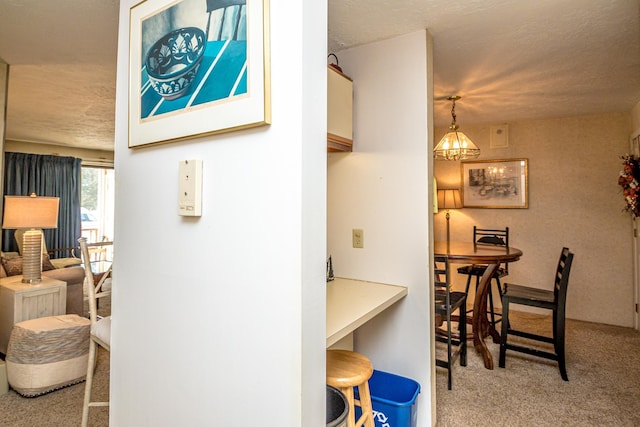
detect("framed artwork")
(129, 0), (271, 148)
(461, 158), (529, 208)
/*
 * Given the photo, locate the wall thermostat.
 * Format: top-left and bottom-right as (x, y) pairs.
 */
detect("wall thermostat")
(178, 159), (202, 216)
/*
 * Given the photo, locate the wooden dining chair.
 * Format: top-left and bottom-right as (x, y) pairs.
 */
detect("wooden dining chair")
(434, 255), (467, 390)
(457, 226), (509, 329)
(499, 247), (574, 380)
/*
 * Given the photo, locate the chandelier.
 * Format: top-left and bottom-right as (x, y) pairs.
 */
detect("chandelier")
(434, 96), (480, 161)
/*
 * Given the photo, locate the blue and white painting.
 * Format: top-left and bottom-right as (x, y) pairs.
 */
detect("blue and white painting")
(139, 0), (247, 120)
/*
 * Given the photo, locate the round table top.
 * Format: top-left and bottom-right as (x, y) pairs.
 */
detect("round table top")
(434, 241), (522, 264)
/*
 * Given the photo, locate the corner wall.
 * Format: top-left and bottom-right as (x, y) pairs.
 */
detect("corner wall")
(0, 62), (7, 249)
(111, 1), (327, 425)
(435, 112), (635, 327)
(327, 30), (434, 426)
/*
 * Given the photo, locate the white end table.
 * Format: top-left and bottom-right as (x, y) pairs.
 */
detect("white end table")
(0, 276), (67, 354)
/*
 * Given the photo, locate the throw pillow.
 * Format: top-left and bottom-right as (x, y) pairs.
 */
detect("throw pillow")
(42, 254), (56, 271)
(2, 256), (23, 276)
(1, 255), (57, 276)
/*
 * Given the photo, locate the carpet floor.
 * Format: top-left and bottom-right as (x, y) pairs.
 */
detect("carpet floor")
(0, 303), (638, 426)
(436, 311), (640, 426)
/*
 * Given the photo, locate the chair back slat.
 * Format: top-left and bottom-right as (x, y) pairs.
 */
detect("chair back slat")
(473, 226), (509, 246)
(434, 255), (449, 288)
(473, 226), (510, 272)
(554, 247), (574, 308)
(79, 237), (112, 324)
(434, 255), (451, 312)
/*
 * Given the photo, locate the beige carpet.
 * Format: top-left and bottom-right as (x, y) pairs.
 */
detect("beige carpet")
(1, 305), (638, 426)
(436, 311), (640, 426)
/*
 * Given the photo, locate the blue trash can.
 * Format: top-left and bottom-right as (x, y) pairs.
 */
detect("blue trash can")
(355, 370), (421, 427)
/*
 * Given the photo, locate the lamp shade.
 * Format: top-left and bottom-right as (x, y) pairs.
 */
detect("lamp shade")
(434, 130), (480, 161)
(437, 189), (462, 210)
(2, 195), (59, 229)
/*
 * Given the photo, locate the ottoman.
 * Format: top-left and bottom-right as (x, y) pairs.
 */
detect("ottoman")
(6, 314), (91, 397)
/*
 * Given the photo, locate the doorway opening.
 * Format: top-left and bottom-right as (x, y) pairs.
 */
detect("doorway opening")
(81, 166), (114, 260)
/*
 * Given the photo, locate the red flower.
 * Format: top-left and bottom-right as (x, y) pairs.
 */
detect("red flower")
(619, 154), (640, 218)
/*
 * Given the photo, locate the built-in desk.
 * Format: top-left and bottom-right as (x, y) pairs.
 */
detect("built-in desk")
(327, 277), (408, 348)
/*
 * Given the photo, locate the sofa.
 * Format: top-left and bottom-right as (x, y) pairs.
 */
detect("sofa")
(0, 253), (85, 316)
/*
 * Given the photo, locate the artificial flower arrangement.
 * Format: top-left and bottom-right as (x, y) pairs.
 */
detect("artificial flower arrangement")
(619, 154), (640, 218)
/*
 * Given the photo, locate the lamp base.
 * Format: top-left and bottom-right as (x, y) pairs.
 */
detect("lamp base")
(21, 229), (43, 285)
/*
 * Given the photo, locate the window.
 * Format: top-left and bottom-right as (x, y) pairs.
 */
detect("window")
(81, 167), (114, 255)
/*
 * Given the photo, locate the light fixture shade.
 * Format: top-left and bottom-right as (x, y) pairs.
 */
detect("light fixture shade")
(2, 195), (59, 229)
(437, 189), (462, 210)
(434, 130), (480, 161)
(434, 95), (480, 161)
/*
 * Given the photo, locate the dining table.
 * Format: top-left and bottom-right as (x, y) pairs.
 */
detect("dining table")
(434, 240), (523, 369)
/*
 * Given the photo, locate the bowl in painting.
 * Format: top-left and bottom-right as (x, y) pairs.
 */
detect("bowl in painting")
(145, 27), (206, 101)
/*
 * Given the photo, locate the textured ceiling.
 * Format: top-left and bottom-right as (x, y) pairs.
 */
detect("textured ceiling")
(330, 0), (640, 128)
(0, 0), (639, 152)
(0, 0), (119, 151)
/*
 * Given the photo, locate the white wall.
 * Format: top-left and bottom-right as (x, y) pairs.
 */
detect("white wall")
(435, 113), (635, 327)
(0, 62), (7, 238)
(327, 31), (434, 426)
(112, 1), (327, 425)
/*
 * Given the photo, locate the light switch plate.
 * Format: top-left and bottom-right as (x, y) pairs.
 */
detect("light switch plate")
(352, 228), (364, 248)
(178, 159), (202, 216)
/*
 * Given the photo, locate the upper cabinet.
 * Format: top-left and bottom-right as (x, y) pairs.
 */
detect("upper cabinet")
(327, 65), (353, 152)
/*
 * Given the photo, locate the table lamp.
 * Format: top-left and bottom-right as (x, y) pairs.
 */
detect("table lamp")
(2, 194), (59, 284)
(437, 189), (462, 244)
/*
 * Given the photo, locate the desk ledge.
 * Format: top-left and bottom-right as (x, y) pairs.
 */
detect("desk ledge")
(326, 277), (408, 347)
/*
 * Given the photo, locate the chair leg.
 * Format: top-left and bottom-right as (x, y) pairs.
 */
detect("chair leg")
(488, 279), (497, 328)
(446, 311), (453, 390)
(460, 274), (474, 330)
(495, 277), (504, 297)
(459, 303), (467, 367)
(341, 385), (356, 427)
(498, 297), (509, 368)
(356, 381), (375, 427)
(81, 339), (97, 427)
(554, 309), (568, 381)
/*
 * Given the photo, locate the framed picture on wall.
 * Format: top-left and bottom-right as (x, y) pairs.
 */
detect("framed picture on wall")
(461, 158), (529, 208)
(128, 0), (271, 148)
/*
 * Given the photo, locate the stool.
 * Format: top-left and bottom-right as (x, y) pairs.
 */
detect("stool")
(326, 350), (374, 427)
(6, 314), (91, 397)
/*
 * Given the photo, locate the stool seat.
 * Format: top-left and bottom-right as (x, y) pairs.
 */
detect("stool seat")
(327, 350), (373, 387)
(327, 350), (374, 427)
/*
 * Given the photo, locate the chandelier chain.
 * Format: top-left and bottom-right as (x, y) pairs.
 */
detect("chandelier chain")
(450, 98), (457, 125)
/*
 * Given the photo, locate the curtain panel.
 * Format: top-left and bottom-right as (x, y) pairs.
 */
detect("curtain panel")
(2, 152), (82, 256)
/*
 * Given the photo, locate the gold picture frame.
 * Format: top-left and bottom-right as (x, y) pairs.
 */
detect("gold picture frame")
(461, 158), (529, 208)
(128, 0), (270, 148)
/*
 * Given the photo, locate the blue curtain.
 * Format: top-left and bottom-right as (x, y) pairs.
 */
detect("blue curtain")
(2, 152), (82, 256)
